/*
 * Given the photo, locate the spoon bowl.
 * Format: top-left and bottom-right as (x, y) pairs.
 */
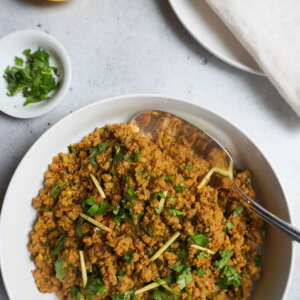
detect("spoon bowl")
(129, 110), (300, 242)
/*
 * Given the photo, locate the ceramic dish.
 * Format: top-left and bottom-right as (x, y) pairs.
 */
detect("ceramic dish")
(0, 30), (71, 119)
(168, 0), (263, 76)
(0, 94), (294, 299)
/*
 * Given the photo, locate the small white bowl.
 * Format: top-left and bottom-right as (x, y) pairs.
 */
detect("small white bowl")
(0, 30), (71, 119)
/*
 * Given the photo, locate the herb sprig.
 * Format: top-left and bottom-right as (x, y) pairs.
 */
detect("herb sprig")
(4, 48), (60, 106)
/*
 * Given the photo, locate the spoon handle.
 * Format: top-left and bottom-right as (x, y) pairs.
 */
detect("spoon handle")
(235, 183), (300, 243)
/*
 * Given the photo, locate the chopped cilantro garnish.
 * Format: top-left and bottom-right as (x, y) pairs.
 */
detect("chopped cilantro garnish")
(174, 182), (184, 192)
(153, 192), (166, 200)
(254, 254), (262, 266)
(214, 249), (242, 289)
(125, 187), (135, 204)
(14, 56), (23, 66)
(175, 248), (188, 264)
(124, 155), (134, 162)
(68, 145), (81, 156)
(54, 257), (67, 282)
(85, 196), (95, 206)
(51, 182), (61, 200)
(185, 166), (194, 171)
(113, 205), (121, 215)
(214, 249), (234, 270)
(123, 252), (133, 264)
(197, 267), (206, 277)
(138, 169), (150, 176)
(118, 269), (125, 277)
(124, 290), (138, 300)
(165, 274), (175, 285)
(192, 233), (209, 247)
(111, 294), (123, 300)
(197, 251), (208, 259)
(217, 265), (242, 289)
(75, 218), (83, 238)
(233, 205), (244, 216)
(168, 209), (185, 216)
(113, 200), (134, 225)
(4, 48), (60, 106)
(71, 286), (84, 300)
(247, 177), (252, 183)
(161, 175), (175, 183)
(226, 220), (234, 231)
(84, 196), (111, 217)
(134, 152), (142, 162)
(111, 144), (135, 174)
(97, 201), (112, 215)
(169, 262), (185, 273)
(176, 267), (193, 290)
(151, 289), (175, 300)
(84, 276), (107, 297)
(87, 204), (99, 216)
(123, 152), (141, 163)
(51, 233), (65, 256)
(89, 143), (108, 165)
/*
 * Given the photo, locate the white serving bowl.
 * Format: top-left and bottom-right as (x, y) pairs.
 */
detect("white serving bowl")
(0, 30), (71, 118)
(0, 94), (294, 299)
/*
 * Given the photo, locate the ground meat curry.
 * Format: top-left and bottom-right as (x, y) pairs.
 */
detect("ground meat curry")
(28, 123), (264, 300)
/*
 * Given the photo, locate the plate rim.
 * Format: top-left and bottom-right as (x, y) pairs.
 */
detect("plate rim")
(168, 0), (264, 76)
(0, 93), (295, 299)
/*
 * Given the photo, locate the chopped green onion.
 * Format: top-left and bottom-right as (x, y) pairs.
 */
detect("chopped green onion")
(168, 209), (185, 216)
(156, 191), (168, 215)
(156, 278), (181, 296)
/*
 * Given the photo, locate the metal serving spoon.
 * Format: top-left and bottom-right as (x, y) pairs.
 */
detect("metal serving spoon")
(129, 110), (300, 243)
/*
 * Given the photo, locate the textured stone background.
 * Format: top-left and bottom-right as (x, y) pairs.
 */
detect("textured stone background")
(0, 1), (299, 299)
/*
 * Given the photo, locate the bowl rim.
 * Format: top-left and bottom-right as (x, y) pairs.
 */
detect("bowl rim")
(0, 29), (72, 119)
(0, 93), (295, 299)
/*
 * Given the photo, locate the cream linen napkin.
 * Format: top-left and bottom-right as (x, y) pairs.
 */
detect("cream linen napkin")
(206, 0), (300, 116)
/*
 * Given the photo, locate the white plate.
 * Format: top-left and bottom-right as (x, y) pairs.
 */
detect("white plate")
(169, 0), (263, 75)
(0, 94), (294, 300)
(0, 30), (71, 119)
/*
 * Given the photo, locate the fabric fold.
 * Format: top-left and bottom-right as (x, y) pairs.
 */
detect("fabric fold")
(206, 0), (300, 116)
